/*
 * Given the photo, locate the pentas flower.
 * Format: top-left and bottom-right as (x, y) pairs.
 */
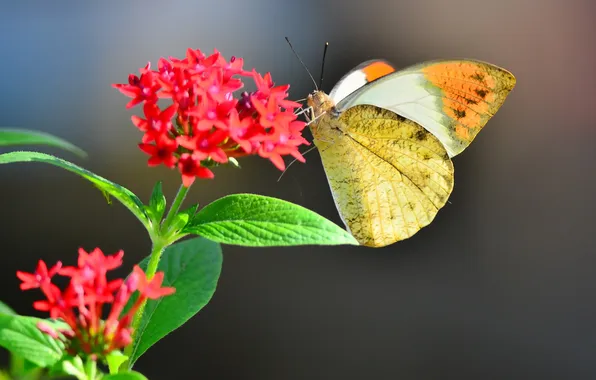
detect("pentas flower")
(113, 48), (309, 187)
(16, 248), (175, 359)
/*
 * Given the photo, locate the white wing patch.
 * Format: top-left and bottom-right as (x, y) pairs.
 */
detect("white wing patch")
(329, 70), (367, 105)
(335, 72), (460, 157)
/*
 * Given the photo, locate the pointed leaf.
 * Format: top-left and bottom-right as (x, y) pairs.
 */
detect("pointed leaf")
(168, 203), (199, 234)
(105, 351), (128, 375)
(180, 203), (199, 219)
(147, 181), (166, 222)
(0, 128), (86, 158)
(20, 358), (42, 375)
(52, 356), (85, 379)
(9, 354), (43, 378)
(0, 151), (150, 229)
(183, 193), (359, 246)
(0, 301), (16, 315)
(0, 314), (64, 368)
(128, 237), (222, 365)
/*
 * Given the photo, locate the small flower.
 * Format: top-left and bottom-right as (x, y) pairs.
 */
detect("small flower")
(37, 321), (61, 340)
(17, 248), (175, 360)
(131, 266), (176, 299)
(32, 283), (73, 320)
(178, 153), (214, 186)
(113, 48), (309, 186)
(177, 129), (229, 164)
(251, 96), (297, 131)
(139, 135), (178, 168)
(132, 103), (177, 144)
(112, 63), (162, 109)
(16, 260), (62, 290)
(187, 98), (235, 132)
(226, 108), (256, 153)
(252, 71), (301, 109)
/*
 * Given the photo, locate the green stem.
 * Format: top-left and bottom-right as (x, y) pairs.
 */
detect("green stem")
(122, 183), (191, 369)
(160, 184), (191, 236)
(123, 241), (165, 367)
(84, 358), (97, 380)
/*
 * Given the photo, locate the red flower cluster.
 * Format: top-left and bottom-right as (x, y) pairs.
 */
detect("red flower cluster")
(17, 248), (174, 357)
(113, 48), (309, 186)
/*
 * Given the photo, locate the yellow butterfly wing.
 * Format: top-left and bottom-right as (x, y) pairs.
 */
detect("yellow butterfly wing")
(311, 103), (454, 247)
(336, 60), (516, 157)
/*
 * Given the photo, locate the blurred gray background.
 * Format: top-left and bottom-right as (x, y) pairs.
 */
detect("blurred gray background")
(1, 0), (596, 379)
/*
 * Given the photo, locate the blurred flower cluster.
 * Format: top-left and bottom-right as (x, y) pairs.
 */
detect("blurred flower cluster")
(113, 48), (309, 186)
(17, 248), (174, 359)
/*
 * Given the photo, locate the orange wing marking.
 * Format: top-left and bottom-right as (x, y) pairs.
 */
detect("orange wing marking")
(362, 61), (396, 82)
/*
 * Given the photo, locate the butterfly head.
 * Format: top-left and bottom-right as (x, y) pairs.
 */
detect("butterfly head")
(307, 90), (337, 119)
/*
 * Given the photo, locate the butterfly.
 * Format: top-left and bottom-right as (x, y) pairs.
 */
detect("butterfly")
(305, 58), (516, 248)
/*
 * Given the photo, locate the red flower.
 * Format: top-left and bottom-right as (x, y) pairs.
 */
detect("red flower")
(178, 153), (214, 187)
(196, 67), (243, 103)
(177, 129), (228, 163)
(252, 71), (302, 109)
(226, 108), (256, 153)
(139, 136), (178, 168)
(17, 248), (175, 360)
(131, 103), (177, 144)
(32, 283), (73, 320)
(251, 96), (297, 131)
(257, 133), (307, 171)
(16, 260), (62, 290)
(112, 63), (163, 109)
(130, 266), (175, 299)
(187, 98), (235, 132)
(113, 48), (309, 186)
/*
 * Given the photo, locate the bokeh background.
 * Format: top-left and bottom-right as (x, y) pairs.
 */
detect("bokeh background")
(1, 0), (596, 378)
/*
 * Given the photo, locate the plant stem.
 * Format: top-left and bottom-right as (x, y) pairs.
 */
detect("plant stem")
(160, 184), (191, 236)
(84, 358), (97, 380)
(123, 241), (165, 367)
(122, 183), (191, 369)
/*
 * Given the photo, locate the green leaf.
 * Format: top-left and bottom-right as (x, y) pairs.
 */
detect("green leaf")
(103, 371), (148, 380)
(129, 237), (222, 365)
(183, 193), (359, 247)
(0, 151), (150, 229)
(180, 203), (199, 219)
(0, 301), (16, 315)
(9, 354), (39, 378)
(0, 128), (87, 158)
(168, 203), (199, 234)
(20, 358), (42, 375)
(0, 314), (64, 368)
(53, 356), (85, 380)
(105, 351), (128, 375)
(147, 181), (166, 223)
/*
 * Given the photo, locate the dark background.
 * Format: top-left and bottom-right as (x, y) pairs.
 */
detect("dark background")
(1, 1), (596, 379)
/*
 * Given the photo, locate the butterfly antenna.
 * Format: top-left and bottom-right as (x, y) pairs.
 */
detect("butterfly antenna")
(285, 37), (318, 91)
(318, 42), (329, 90)
(277, 144), (319, 182)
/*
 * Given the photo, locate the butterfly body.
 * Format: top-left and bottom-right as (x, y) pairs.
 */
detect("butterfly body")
(306, 59), (516, 248)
